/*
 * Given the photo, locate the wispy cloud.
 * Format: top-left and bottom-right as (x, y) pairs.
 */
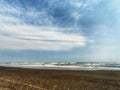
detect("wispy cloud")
(0, 3), (88, 51)
(1, 0), (120, 62)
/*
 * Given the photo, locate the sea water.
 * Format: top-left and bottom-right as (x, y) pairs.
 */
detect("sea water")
(0, 62), (120, 70)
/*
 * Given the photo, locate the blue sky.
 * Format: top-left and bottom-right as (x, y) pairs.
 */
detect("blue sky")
(0, 0), (120, 62)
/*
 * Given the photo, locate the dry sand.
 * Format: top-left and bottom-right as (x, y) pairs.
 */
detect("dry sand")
(0, 67), (120, 90)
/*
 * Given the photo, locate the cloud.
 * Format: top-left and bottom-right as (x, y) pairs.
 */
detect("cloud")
(0, 3), (88, 51)
(69, 0), (101, 9)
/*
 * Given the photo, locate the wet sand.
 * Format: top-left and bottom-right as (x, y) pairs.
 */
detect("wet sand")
(0, 67), (120, 90)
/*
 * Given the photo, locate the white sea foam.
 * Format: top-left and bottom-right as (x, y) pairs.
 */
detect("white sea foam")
(0, 62), (120, 70)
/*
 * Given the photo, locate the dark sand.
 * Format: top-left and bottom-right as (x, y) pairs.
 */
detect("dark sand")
(0, 67), (120, 90)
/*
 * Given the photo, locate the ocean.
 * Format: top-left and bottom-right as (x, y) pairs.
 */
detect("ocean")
(0, 62), (120, 70)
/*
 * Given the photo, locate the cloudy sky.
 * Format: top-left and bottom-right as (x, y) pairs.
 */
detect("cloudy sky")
(0, 0), (120, 62)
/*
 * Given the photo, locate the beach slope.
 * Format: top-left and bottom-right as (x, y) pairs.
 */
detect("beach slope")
(0, 67), (120, 90)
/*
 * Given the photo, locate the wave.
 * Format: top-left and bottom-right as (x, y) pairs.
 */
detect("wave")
(0, 62), (120, 70)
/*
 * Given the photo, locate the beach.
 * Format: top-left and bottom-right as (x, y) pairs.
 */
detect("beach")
(0, 67), (120, 90)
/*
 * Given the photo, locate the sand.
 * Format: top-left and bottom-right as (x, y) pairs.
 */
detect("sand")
(0, 67), (120, 90)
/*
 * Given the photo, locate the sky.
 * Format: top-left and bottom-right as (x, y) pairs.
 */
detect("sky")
(0, 0), (120, 62)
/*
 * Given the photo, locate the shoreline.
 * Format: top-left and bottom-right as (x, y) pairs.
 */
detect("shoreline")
(1, 65), (120, 71)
